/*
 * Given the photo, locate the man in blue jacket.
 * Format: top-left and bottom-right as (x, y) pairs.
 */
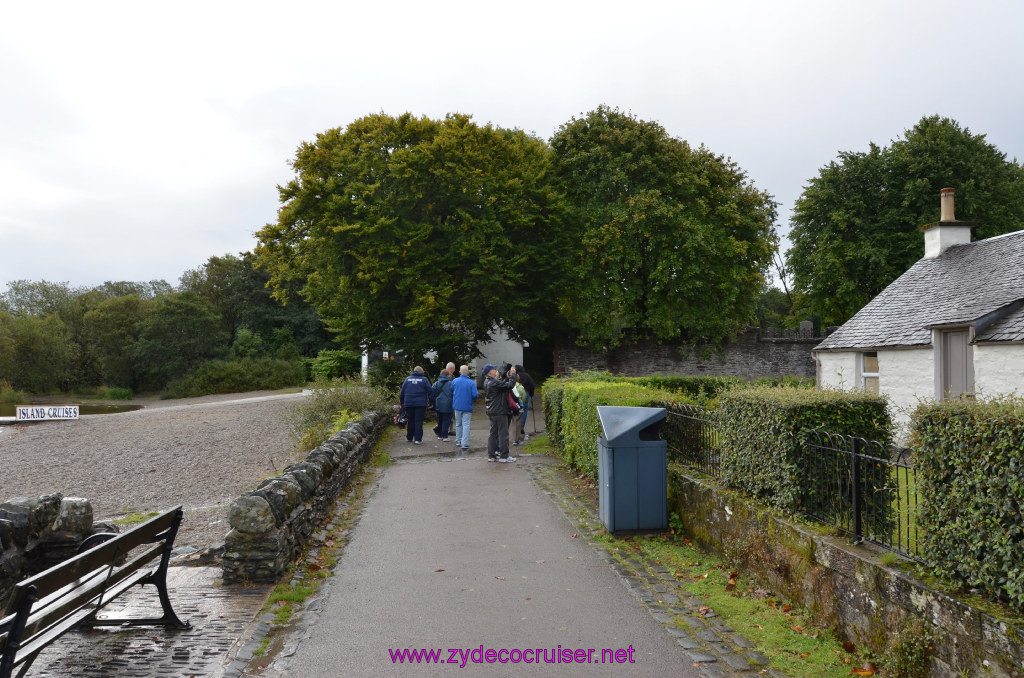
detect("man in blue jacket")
(450, 365), (479, 451)
(399, 366), (432, 445)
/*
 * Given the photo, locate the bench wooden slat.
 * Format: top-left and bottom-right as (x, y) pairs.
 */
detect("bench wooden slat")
(8, 509), (179, 607)
(0, 506), (188, 678)
(17, 544), (163, 643)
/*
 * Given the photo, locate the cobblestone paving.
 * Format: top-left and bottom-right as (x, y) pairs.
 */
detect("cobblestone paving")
(525, 460), (787, 678)
(23, 567), (271, 678)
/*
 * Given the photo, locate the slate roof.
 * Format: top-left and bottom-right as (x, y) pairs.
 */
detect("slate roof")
(814, 229), (1024, 351)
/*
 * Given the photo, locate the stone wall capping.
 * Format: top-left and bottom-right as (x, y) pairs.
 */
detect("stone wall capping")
(222, 410), (388, 584)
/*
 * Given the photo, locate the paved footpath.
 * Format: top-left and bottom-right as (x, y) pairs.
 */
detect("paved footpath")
(258, 412), (774, 678)
(22, 409), (777, 678)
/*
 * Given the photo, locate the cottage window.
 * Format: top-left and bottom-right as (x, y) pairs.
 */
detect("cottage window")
(861, 352), (879, 394)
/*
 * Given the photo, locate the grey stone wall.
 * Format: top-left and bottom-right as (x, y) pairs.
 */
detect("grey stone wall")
(221, 410), (388, 584)
(554, 326), (821, 379)
(0, 494), (104, 607)
(670, 469), (1024, 677)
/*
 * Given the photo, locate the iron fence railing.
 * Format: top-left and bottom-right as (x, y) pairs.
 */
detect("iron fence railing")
(664, 405), (721, 478)
(797, 431), (922, 561)
(662, 405), (923, 561)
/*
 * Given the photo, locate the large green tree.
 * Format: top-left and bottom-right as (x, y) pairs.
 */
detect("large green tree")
(179, 252), (331, 357)
(255, 112), (566, 359)
(130, 291), (229, 388)
(83, 294), (154, 389)
(550, 106), (778, 349)
(787, 115), (1024, 325)
(0, 312), (78, 393)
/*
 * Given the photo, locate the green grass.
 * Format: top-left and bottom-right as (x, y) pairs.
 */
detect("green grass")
(610, 533), (869, 677)
(114, 511), (159, 525)
(521, 432), (555, 455)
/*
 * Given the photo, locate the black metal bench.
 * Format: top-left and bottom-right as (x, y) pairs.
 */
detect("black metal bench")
(0, 506), (190, 678)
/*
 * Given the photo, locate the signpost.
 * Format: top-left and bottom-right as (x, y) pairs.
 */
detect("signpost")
(15, 406), (80, 422)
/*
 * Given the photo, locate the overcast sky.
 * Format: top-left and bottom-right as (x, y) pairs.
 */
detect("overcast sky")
(2, 0), (1022, 292)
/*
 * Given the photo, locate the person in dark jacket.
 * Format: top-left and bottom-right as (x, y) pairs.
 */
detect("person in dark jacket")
(514, 365), (535, 439)
(483, 363), (517, 462)
(399, 366), (432, 444)
(430, 365), (455, 442)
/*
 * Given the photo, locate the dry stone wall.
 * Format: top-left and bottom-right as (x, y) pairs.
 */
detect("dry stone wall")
(0, 494), (111, 607)
(221, 410), (388, 584)
(554, 326), (822, 379)
(670, 469), (1024, 677)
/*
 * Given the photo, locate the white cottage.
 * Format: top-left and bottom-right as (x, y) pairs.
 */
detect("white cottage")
(813, 188), (1024, 431)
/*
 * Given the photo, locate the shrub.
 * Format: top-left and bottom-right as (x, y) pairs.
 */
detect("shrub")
(913, 396), (1024, 612)
(0, 379), (26, 404)
(287, 378), (391, 451)
(99, 386), (133, 400)
(310, 349), (362, 381)
(717, 385), (891, 509)
(558, 380), (680, 480)
(367, 359), (410, 399)
(542, 377), (567, 448)
(162, 358), (306, 399)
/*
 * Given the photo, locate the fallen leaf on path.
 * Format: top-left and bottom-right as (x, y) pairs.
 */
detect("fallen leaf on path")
(435, 569), (444, 572)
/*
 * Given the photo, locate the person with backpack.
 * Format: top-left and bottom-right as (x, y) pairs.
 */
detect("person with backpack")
(483, 363), (517, 462)
(430, 363), (455, 442)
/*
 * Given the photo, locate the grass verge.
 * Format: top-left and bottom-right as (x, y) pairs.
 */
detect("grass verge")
(540, 438), (878, 678)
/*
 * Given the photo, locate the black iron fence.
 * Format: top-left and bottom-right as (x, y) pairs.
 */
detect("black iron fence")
(663, 405), (922, 561)
(798, 431), (922, 561)
(664, 405), (721, 478)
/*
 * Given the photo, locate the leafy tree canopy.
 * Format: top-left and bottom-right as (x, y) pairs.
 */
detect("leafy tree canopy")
(179, 252), (332, 357)
(255, 112), (567, 359)
(787, 115), (1024, 325)
(549, 105), (778, 350)
(130, 291), (229, 388)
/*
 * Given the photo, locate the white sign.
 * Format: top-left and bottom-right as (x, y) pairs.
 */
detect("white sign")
(15, 406), (80, 421)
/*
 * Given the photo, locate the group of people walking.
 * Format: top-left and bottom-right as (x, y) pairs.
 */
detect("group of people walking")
(398, 361), (535, 462)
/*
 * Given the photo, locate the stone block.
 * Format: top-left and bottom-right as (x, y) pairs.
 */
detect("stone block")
(0, 504), (31, 547)
(282, 462), (323, 501)
(228, 495), (277, 534)
(255, 476), (302, 525)
(50, 497), (93, 534)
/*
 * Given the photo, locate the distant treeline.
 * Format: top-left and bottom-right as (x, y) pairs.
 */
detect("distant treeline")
(0, 253), (334, 395)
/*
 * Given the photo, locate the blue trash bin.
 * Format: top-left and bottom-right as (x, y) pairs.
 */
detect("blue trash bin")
(596, 406), (668, 534)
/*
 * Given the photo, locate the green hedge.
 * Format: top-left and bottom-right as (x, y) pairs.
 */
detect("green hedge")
(162, 358), (307, 399)
(629, 375), (812, 399)
(557, 380), (682, 480)
(913, 396), (1024, 612)
(718, 386), (891, 508)
(541, 377), (568, 448)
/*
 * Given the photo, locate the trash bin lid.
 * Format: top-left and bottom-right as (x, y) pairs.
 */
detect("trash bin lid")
(596, 406), (667, 445)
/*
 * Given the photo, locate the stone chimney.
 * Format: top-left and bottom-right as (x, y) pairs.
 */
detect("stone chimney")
(922, 188), (974, 259)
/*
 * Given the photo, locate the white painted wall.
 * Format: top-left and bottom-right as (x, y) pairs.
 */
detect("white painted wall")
(974, 344), (1024, 397)
(878, 348), (934, 432)
(817, 352), (858, 390)
(472, 327), (524, 378)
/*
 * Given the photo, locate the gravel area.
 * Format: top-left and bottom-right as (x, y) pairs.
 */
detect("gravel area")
(0, 390), (311, 552)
